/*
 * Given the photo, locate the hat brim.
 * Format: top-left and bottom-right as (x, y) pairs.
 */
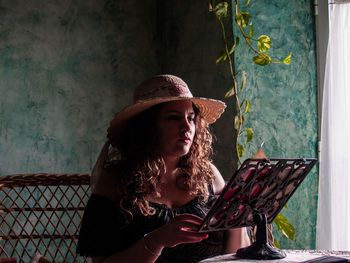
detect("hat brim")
(107, 97), (226, 139)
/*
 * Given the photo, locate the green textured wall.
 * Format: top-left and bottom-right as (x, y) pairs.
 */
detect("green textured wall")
(233, 0), (318, 249)
(0, 0), (160, 175)
(0, 0), (236, 177)
(0, 0), (318, 252)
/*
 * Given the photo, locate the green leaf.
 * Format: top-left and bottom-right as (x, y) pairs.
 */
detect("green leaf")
(216, 50), (227, 64)
(273, 214), (295, 240)
(284, 204), (289, 209)
(283, 53), (292, 65)
(248, 23), (253, 40)
(243, 0), (251, 7)
(216, 38), (239, 65)
(257, 35), (271, 52)
(214, 2), (228, 17)
(229, 37), (240, 54)
(208, 0), (213, 11)
(274, 240), (281, 249)
(243, 98), (251, 113)
(234, 115), (240, 130)
(253, 54), (271, 66)
(240, 71), (246, 90)
(246, 128), (254, 142)
(235, 11), (250, 28)
(225, 87), (235, 98)
(238, 144), (244, 157)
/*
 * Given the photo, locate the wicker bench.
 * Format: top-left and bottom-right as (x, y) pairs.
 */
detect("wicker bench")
(0, 173), (91, 263)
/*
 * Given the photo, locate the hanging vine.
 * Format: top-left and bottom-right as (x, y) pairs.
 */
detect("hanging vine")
(208, 0), (294, 247)
(209, 0), (291, 165)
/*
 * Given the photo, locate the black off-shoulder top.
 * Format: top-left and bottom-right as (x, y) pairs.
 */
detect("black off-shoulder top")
(77, 187), (224, 263)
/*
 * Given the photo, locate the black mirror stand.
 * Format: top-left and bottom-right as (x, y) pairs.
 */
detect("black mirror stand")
(236, 213), (287, 260)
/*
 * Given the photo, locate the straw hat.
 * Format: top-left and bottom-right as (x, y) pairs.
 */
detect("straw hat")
(107, 74), (226, 139)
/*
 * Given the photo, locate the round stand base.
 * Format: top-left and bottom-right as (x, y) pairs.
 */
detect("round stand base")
(236, 242), (287, 260)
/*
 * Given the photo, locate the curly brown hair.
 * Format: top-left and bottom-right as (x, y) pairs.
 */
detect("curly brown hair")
(107, 102), (215, 218)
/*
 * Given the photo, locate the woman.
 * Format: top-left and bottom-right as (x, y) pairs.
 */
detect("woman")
(77, 75), (250, 263)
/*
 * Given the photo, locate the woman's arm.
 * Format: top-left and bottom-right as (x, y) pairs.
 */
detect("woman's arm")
(222, 228), (251, 254)
(210, 163), (226, 194)
(92, 214), (209, 263)
(92, 236), (160, 263)
(210, 163), (251, 253)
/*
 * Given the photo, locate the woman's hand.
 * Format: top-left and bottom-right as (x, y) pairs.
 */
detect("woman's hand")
(145, 214), (209, 252)
(92, 214), (209, 263)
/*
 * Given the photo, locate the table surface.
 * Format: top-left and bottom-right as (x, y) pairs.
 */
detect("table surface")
(199, 250), (350, 262)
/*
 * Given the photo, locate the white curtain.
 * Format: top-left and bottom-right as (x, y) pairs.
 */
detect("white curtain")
(316, 1), (350, 250)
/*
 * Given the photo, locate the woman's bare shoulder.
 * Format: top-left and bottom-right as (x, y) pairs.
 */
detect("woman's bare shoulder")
(210, 163), (226, 194)
(93, 166), (121, 202)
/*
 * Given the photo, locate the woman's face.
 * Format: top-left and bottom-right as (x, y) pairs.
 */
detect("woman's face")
(155, 100), (196, 159)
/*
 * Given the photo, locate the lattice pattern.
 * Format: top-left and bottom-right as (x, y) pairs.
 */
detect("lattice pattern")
(0, 173), (92, 263)
(198, 158), (317, 232)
